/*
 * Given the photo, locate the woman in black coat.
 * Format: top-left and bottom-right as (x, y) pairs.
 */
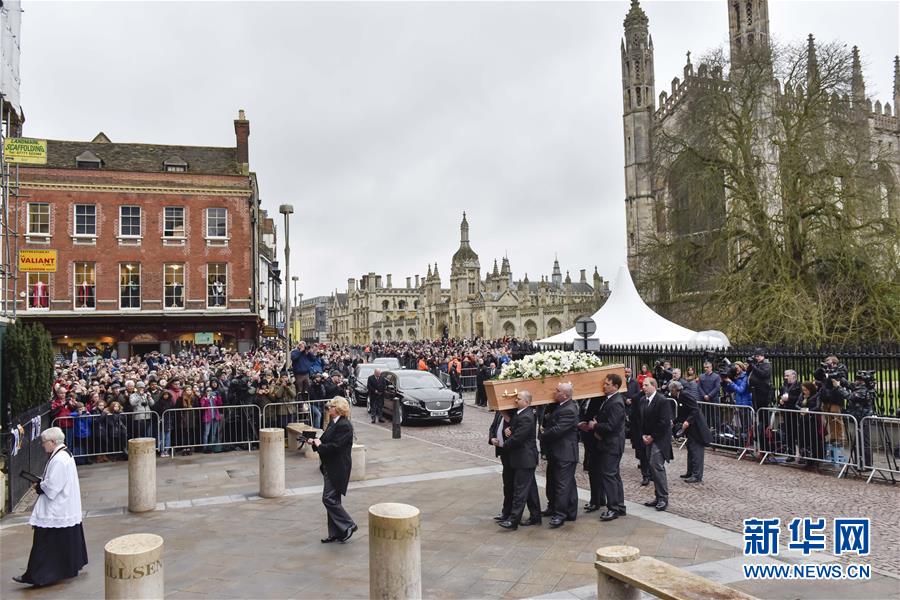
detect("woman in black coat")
(310, 397), (358, 544)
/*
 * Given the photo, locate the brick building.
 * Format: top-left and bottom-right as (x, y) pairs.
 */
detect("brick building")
(15, 112), (261, 356)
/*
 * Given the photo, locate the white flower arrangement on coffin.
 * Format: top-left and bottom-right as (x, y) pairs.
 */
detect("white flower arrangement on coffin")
(499, 350), (604, 383)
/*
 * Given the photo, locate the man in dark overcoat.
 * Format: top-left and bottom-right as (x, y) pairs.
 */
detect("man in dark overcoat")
(640, 378), (672, 511)
(498, 391), (541, 529)
(539, 383), (579, 527)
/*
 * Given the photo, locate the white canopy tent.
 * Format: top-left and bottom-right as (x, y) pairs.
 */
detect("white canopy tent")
(539, 265), (730, 349)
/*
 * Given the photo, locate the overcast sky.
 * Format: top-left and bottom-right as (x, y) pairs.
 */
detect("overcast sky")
(19, 0), (899, 298)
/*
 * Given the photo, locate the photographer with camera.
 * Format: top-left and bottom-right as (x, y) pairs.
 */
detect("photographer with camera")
(722, 361), (752, 446)
(653, 360), (673, 391)
(847, 371), (876, 469)
(778, 370), (802, 462)
(746, 349), (773, 456)
(813, 355), (850, 457)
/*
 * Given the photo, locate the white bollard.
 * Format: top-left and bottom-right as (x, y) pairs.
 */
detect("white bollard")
(127, 438), (156, 513)
(369, 503), (421, 600)
(259, 428), (285, 498)
(595, 545), (641, 600)
(350, 444), (367, 481)
(104, 533), (164, 600)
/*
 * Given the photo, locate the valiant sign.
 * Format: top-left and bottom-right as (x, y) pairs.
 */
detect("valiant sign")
(18, 249), (57, 272)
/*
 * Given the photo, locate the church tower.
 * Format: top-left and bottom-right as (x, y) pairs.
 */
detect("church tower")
(449, 212), (481, 304)
(728, 0), (770, 61)
(621, 0), (656, 273)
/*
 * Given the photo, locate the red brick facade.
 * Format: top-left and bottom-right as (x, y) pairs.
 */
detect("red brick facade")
(14, 122), (260, 356)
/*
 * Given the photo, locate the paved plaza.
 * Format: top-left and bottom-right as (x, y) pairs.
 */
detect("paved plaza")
(1, 402), (898, 599)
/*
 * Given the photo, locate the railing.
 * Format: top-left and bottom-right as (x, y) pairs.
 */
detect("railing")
(697, 401), (756, 459)
(530, 343), (900, 416)
(50, 412), (156, 462)
(756, 407), (860, 479)
(6, 404), (51, 512)
(860, 416), (900, 484)
(160, 405), (260, 455)
(260, 399), (330, 430)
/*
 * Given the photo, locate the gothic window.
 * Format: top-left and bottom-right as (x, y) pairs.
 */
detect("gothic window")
(627, 89), (632, 108)
(748, 34), (754, 46)
(634, 60), (641, 80)
(746, 1), (753, 26)
(636, 87), (642, 107)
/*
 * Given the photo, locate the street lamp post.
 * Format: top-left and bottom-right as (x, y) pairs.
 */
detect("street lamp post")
(292, 275), (299, 342)
(279, 204), (294, 374)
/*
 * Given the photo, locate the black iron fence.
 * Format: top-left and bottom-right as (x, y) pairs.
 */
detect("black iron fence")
(4, 403), (51, 513)
(537, 343), (900, 416)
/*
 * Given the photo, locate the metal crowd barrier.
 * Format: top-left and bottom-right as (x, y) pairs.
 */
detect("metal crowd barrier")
(459, 367), (478, 392)
(697, 401), (756, 460)
(52, 412), (159, 461)
(860, 416), (900, 484)
(260, 399), (330, 430)
(756, 407), (860, 479)
(161, 404), (260, 456)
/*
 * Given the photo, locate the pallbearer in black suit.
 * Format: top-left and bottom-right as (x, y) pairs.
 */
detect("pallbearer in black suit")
(489, 409), (513, 522)
(639, 378), (673, 511)
(592, 374), (628, 521)
(669, 381), (712, 483)
(498, 391), (542, 530)
(578, 394), (605, 513)
(311, 397), (358, 543)
(539, 383), (580, 528)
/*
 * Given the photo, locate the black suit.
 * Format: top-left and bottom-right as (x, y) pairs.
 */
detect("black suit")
(313, 416), (356, 538)
(367, 374), (387, 420)
(641, 392), (672, 503)
(540, 399), (579, 521)
(593, 391), (627, 512)
(675, 389), (711, 481)
(580, 396), (606, 508)
(503, 407), (541, 522)
(489, 411), (513, 519)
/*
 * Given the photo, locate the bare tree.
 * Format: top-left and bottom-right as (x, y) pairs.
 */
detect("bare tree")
(642, 40), (899, 345)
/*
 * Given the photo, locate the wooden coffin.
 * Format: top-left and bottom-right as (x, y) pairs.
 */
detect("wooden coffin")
(484, 364), (626, 411)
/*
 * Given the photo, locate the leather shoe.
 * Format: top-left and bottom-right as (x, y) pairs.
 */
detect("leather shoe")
(371, 417), (376, 423)
(679, 473), (693, 479)
(340, 524), (358, 542)
(615, 508), (627, 516)
(320, 536), (337, 543)
(540, 509), (555, 517)
(640, 478), (651, 486)
(493, 514), (509, 521)
(583, 504), (599, 513)
(519, 516), (542, 526)
(655, 501), (668, 511)
(378, 418), (385, 423)
(12, 576), (30, 585)
(643, 499), (659, 507)
(683, 477), (701, 483)
(548, 517), (565, 528)
(498, 519), (518, 530)
(599, 510), (619, 521)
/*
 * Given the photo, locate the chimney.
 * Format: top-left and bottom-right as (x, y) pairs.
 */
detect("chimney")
(406, 277), (411, 288)
(348, 278), (356, 292)
(386, 274), (392, 288)
(234, 109), (250, 174)
(579, 269), (587, 283)
(375, 275), (382, 289)
(415, 274), (420, 287)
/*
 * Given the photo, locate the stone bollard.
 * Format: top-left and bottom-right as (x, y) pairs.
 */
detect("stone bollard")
(259, 428), (285, 498)
(350, 444), (367, 481)
(369, 503), (421, 600)
(104, 533), (164, 600)
(128, 438), (157, 513)
(595, 546), (641, 600)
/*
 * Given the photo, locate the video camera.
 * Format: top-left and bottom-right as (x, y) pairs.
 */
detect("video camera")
(855, 369), (876, 389)
(716, 357), (738, 380)
(297, 430), (318, 449)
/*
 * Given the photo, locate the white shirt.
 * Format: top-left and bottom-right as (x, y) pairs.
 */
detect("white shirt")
(30, 446), (83, 528)
(495, 417), (506, 447)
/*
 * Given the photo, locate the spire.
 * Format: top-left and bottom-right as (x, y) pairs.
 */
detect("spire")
(623, 0), (648, 30)
(500, 255), (510, 275)
(806, 34), (819, 94)
(523, 272), (529, 285)
(492, 259), (499, 277)
(426, 264), (432, 279)
(564, 270), (572, 284)
(433, 262), (440, 279)
(851, 46), (866, 104)
(460, 211), (470, 246)
(552, 255), (562, 286)
(893, 55), (899, 106)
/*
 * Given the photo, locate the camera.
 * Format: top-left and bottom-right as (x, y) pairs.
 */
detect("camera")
(716, 357), (738, 380)
(855, 369), (876, 389)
